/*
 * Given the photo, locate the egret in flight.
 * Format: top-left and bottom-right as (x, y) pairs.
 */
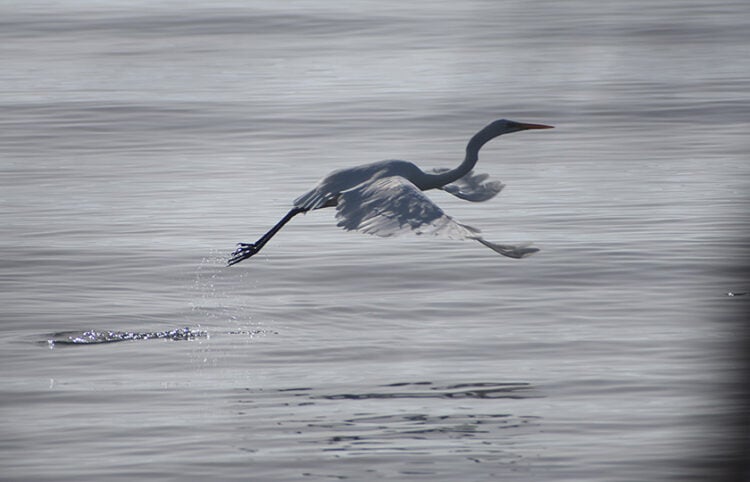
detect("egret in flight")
(228, 119), (552, 266)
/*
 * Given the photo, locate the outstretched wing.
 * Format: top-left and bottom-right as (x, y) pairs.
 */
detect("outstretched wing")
(429, 168), (505, 202)
(335, 175), (540, 259)
(335, 176), (479, 239)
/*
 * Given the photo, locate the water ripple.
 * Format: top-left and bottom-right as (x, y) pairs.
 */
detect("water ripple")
(320, 381), (537, 400)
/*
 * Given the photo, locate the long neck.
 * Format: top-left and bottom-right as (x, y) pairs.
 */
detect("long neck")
(418, 125), (498, 190)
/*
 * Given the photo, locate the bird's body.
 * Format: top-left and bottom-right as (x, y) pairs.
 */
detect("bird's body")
(228, 119), (552, 266)
(293, 159), (422, 211)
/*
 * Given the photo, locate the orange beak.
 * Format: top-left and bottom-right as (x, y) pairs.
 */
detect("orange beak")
(518, 122), (554, 130)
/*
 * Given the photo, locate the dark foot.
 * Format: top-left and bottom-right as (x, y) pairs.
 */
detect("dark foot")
(228, 243), (259, 266)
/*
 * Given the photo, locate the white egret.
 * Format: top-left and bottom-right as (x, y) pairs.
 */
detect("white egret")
(228, 119), (552, 266)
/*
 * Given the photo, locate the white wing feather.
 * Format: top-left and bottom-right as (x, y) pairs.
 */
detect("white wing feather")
(335, 176), (538, 258)
(335, 176), (479, 239)
(429, 168), (505, 202)
(336, 176), (539, 258)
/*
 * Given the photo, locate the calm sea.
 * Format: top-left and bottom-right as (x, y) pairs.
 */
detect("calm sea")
(1, 1), (748, 480)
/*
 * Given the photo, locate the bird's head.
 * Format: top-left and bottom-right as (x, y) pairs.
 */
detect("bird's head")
(466, 118), (553, 158)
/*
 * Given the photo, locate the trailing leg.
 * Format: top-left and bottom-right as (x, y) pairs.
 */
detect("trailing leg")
(228, 207), (306, 266)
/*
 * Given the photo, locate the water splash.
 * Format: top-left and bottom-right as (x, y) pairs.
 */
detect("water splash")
(46, 327), (207, 348)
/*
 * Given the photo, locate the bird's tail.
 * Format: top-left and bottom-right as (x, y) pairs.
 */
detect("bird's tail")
(472, 237), (539, 259)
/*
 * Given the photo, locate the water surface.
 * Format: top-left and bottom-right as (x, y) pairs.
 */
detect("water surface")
(1, 1), (748, 480)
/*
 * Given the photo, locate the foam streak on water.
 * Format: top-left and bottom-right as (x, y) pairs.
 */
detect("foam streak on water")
(45, 327), (207, 347)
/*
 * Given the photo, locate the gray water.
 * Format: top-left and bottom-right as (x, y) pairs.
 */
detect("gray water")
(1, 1), (749, 480)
